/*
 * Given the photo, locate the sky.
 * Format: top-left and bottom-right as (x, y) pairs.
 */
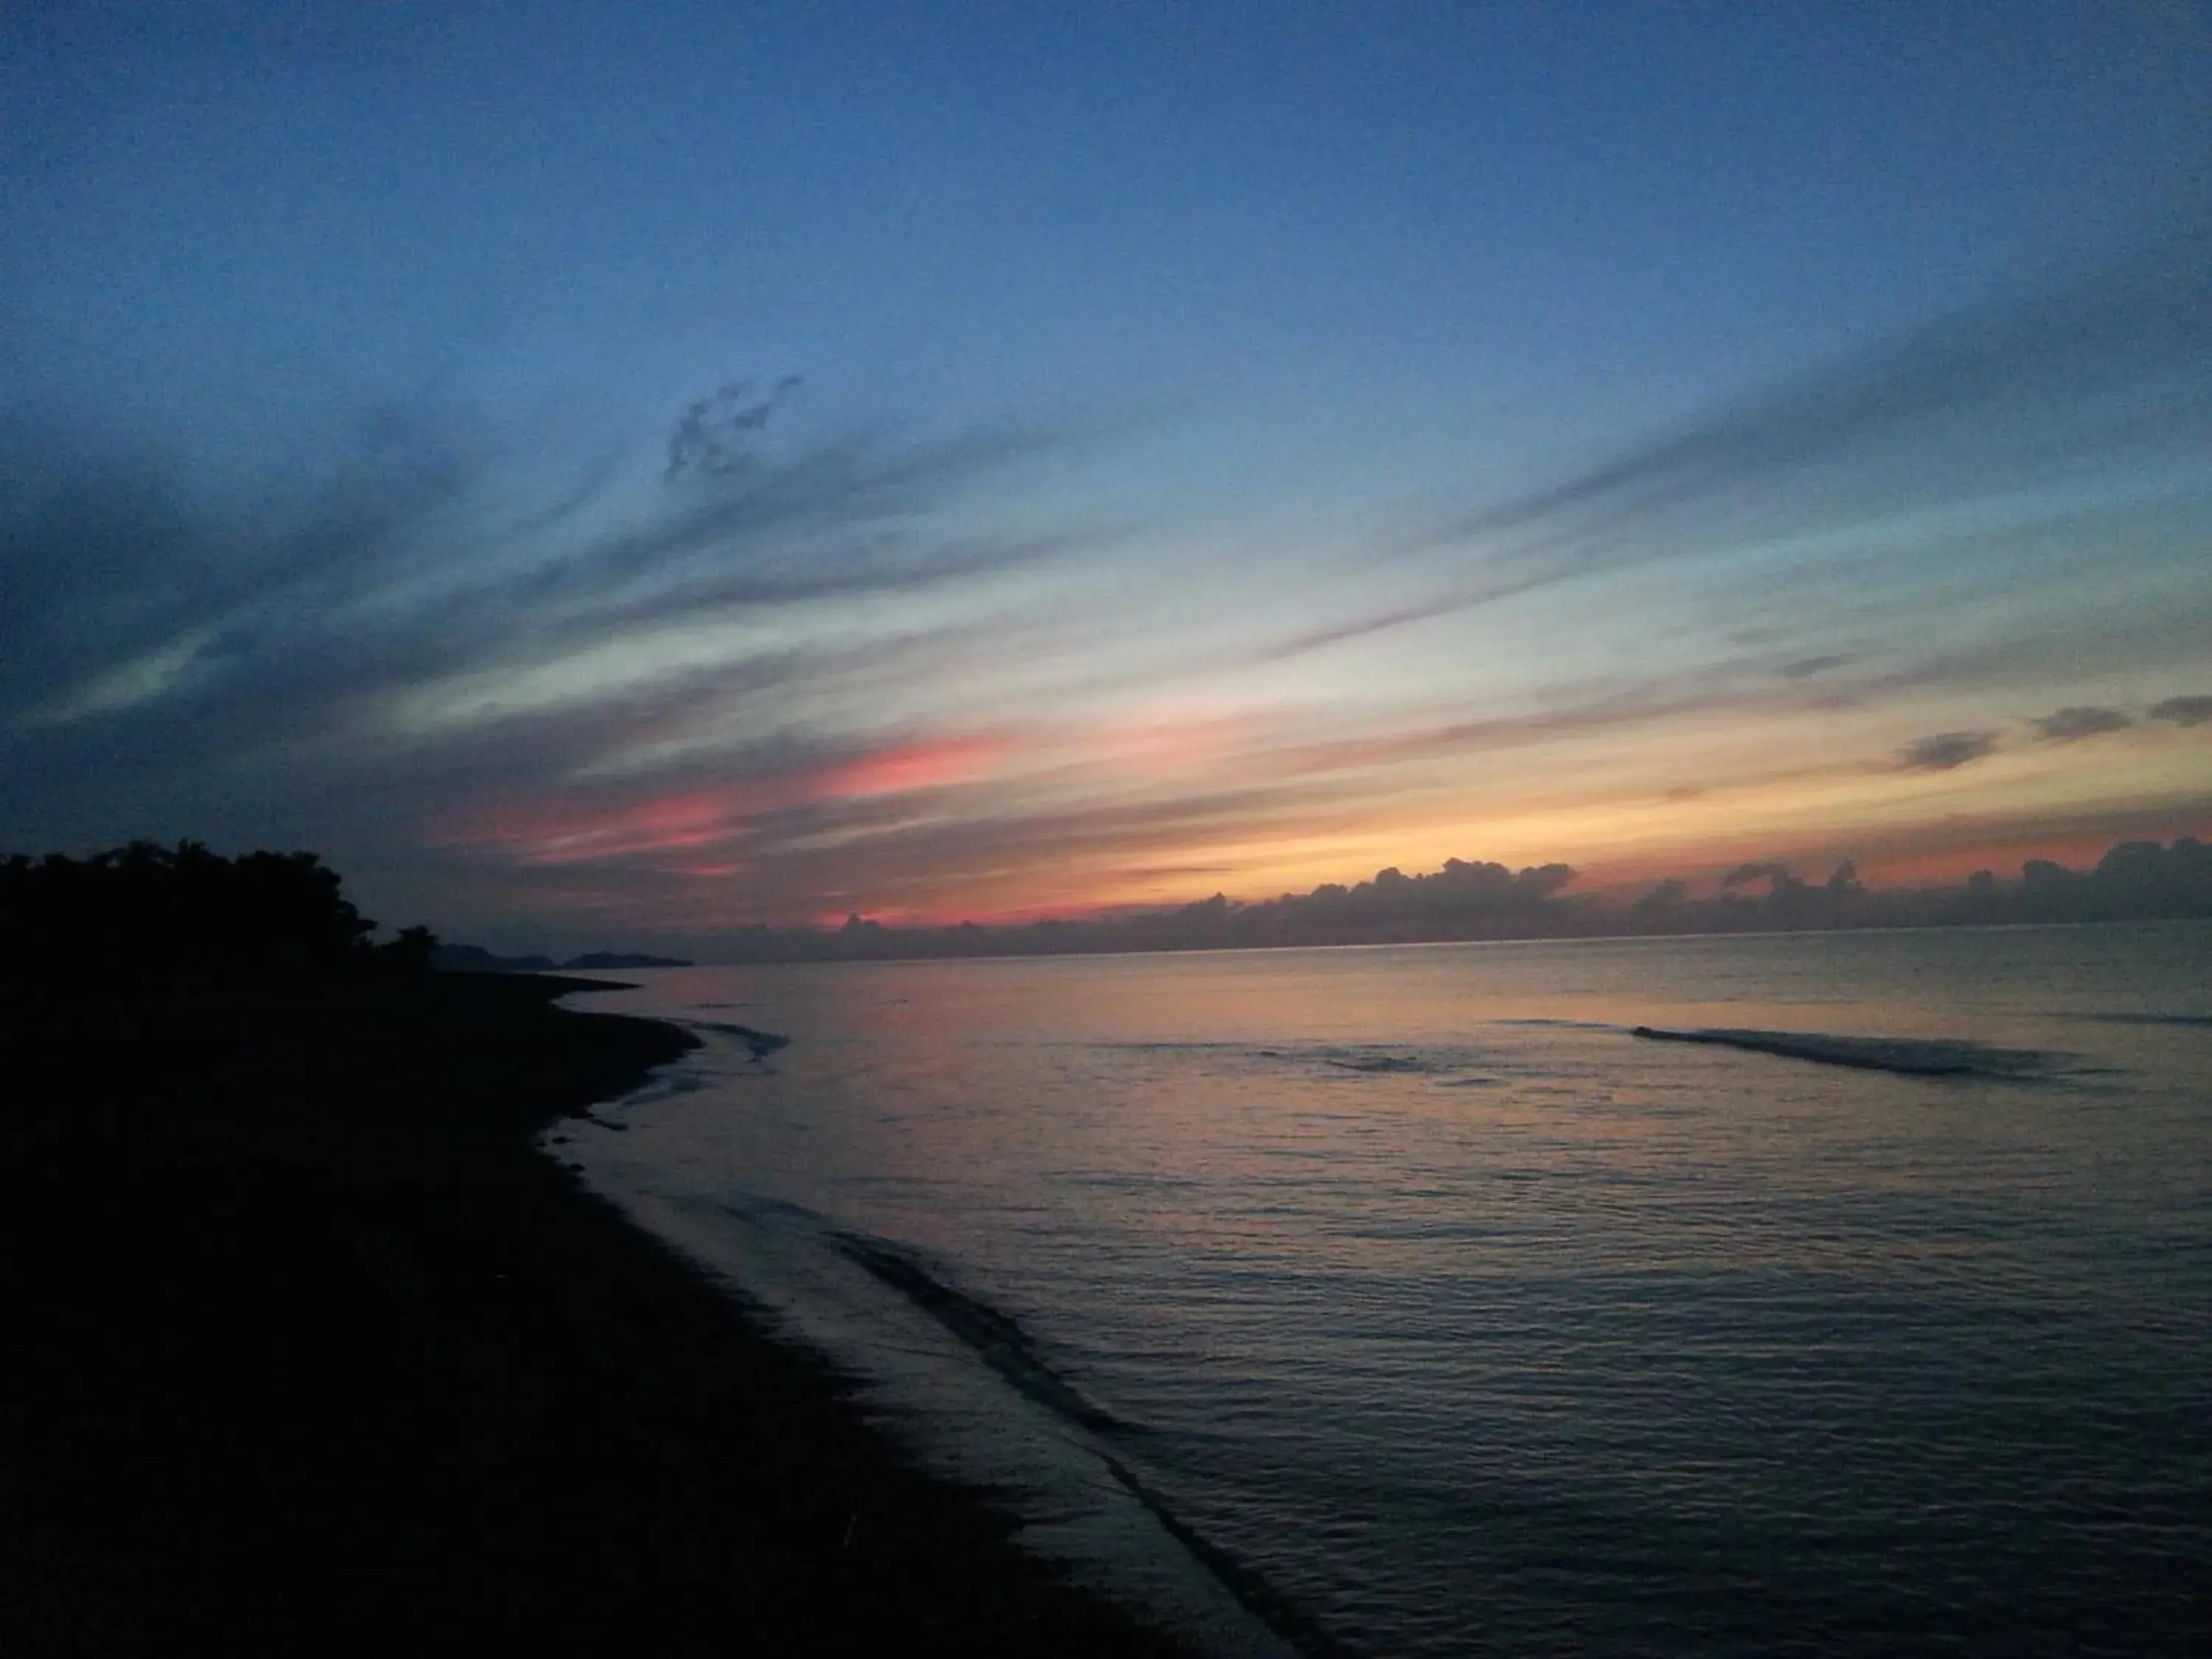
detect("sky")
(4, 1), (2211, 953)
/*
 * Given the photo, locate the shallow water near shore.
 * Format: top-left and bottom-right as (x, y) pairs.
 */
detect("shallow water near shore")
(561, 922), (2212, 1656)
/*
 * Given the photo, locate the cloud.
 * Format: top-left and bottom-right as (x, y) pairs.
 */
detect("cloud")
(661, 835), (2212, 959)
(4, 391), (1065, 727)
(0, 404), (477, 737)
(1270, 215), (2212, 659)
(1222, 664), (1802, 783)
(1721, 860), (1795, 889)
(2031, 705), (2133, 742)
(1896, 730), (2001, 772)
(1453, 218), (2211, 537)
(478, 420), (1068, 633)
(0, 388), (1083, 877)
(434, 734), (1012, 867)
(1255, 601), (1453, 662)
(667, 378), (803, 480)
(1778, 654), (1852, 680)
(2149, 694), (2212, 727)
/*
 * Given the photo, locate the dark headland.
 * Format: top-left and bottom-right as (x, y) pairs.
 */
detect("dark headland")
(0, 846), (1192, 1657)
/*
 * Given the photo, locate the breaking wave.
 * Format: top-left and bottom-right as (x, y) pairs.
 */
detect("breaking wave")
(827, 1230), (1326, 1655)
(1628, 1025), (2063, 1079)
(687, 1019), (792, 1060)
(1318, 1049), (1437, 1074)
(1111, 1039), (1477, 1079)
(830, 1231), (1133, 1436)
(2065, 1012), (2212, 1029)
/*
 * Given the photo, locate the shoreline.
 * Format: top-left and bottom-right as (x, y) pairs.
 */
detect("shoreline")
(0, 973), (1197, 1655)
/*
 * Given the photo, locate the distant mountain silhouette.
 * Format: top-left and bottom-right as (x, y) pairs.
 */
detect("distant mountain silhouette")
(431, 943), (560, 974)
(562, 950), (694, 970)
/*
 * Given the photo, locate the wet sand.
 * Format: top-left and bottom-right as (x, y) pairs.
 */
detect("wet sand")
(0, 973), (1192, 1656)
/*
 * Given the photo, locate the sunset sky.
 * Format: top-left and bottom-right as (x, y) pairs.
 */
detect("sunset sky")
(5, 3), (2210, 952)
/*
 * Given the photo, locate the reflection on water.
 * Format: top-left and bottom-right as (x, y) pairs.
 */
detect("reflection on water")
(568, 924), (2212, 1657)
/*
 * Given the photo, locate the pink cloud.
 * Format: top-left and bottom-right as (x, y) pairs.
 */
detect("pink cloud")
(809, 736), (1007, 800)
(432, 735), (1008, 865)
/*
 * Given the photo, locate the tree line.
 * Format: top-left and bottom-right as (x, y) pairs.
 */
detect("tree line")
(0, 841), (436, 996)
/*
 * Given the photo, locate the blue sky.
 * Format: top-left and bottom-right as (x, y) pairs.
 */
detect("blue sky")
(5, 1), (2209, 948)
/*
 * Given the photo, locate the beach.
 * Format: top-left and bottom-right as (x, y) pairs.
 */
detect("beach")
(0, 972), (1194, 1656)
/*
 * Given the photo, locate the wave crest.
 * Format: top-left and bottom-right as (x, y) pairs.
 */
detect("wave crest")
(830, 1232), (1133, 1436)
(1629, 1025), (2061, 1079)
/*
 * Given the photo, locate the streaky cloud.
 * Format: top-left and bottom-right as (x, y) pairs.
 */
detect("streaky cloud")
(2031, 705), (2133, 742)
(1, 400), (1065, 742)
(2149, 693), (2212, 727)
(1896, 730), (2001, 772)
(0, 387), (1085, 879)
(1442, 216), (2212, 541)
(1276, 215), (2212, 659)
(1778, 654), (1853, 680)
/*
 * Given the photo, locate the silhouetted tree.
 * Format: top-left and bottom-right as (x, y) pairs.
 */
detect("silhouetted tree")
(0, 842), (435, 998)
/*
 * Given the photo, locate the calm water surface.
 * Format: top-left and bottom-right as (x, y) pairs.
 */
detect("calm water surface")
(563, 924), (2212, 1656)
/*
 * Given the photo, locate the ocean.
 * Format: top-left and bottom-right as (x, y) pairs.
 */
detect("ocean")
(557, 922), (2211, 1656)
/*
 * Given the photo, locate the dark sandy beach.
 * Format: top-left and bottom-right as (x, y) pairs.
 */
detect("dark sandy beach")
(0, 973), (1193, 1657)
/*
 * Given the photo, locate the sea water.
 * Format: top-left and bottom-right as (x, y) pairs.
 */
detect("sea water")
(557, 923), (2212, 1657)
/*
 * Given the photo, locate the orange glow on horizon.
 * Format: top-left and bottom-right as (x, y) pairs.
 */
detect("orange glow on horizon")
(425, 689), (2210, 927)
